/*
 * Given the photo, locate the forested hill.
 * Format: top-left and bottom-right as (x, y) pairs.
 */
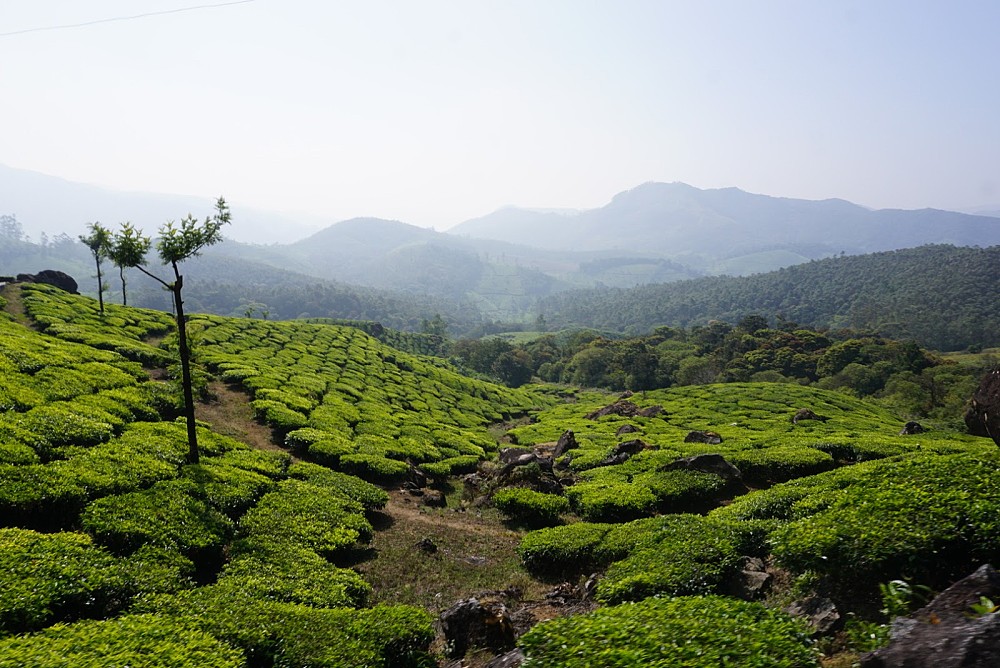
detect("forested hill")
(537, 244), (1000, 351)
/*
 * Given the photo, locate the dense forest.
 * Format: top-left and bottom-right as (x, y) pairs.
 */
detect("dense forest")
(537, 245), (1000, 351)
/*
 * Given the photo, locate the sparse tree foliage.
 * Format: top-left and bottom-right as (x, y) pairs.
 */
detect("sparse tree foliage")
(79, 222), (112, 315)
(113, 197), (231, 463)
(107, 223), (150, 307)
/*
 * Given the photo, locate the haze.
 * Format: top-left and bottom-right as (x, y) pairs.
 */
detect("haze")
(2, 0), (998, 232)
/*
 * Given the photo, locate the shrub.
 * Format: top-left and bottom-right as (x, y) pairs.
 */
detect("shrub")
(286, 461), (388, 510)
(239, 479), (372, 556)
(520, 596), (819, 667)
(0, 528), (130, 635)
(81, 479), (233, 561)
(0, 614), (244, 667)
(213, 447), (291, 478)
(517, 522), (615, 574)
(250, 400), (308, 434)
(633, 469), (729, 511)
(0, 464), (87, 529)
(493, 487), (568, 527)
(728, 446), (836, 484)
(339, 453), (409, 484)
(55, 443), (178, 498)
(181, 461), (275, 517)
(566, 480), (658, 522)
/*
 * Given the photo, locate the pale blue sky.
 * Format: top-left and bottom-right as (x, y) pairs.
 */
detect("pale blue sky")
(1, 0), (998, 230)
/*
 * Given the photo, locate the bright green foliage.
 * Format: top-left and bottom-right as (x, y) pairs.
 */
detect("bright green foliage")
(0, 528), (130, 635)
(139, 588), (435, 668)
(181, 461), (275, 517)
(81, 479), (233, 560)
(566, 479), (658, 522)
(251, 399), (309, 433)
(519, 596), (819, 668)
(55, 441), (178, 498)
(0, 614), (244, 667)
(120, 545), (196, 596)
(728, 446), (835, 484)
(517, 522), (615, 573)
(768, 452), (1000, 592)
(340, 453), (410, 484)
(239, 479), (372, 556)
(220, 541), (371, 608)
(493, 487), (569, 526)
(286, 461), (388, 510)
(0, 464), (87, 529)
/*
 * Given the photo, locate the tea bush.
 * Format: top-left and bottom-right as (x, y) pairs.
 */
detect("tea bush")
(0, 613), (243, 667)
(493, 487), (569, 526)
(286, 461), (388, 510)
(519, 596), (819, 667)
(517, 522), (615, 574)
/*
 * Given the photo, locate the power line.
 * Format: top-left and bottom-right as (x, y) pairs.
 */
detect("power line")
(0, 0), (257, 38)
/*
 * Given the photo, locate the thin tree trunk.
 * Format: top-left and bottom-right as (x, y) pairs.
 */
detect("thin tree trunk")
(95, 257), (105, 315)
(119, 266), (127, 306)
(172, 275), (199, 464)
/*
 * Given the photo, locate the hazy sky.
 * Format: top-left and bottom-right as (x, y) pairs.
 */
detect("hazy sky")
(2, 0), (998, 230)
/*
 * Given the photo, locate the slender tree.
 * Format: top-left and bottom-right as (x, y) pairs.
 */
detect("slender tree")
(108, 222), (151, 307)
(79, 222), (112, 315)
(115, 197), (231, 463)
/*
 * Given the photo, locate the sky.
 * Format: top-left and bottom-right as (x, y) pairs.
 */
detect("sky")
(1, 0), (999, 232)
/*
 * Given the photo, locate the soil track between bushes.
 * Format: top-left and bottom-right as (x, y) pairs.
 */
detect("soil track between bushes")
(198, 380), (288, 454)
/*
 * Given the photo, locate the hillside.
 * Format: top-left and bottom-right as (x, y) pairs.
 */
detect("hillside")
(1, 282), (999, 666)
(537, 244), (1000, 351)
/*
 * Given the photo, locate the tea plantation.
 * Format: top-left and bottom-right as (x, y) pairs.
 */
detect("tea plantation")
(1, 282), (998, 666)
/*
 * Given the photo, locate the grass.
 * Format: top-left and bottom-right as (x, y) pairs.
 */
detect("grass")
(354, 490), (550, 613)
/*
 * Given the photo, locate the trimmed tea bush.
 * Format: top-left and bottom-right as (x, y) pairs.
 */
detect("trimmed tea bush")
(493, 487), (569, 527)
(728, 445), (835, 484)
(286, 461), (388, 510)
(340, 453), (409, 484)
(520, 596), (819, 667)
(0, 614), (243, 667)
(0, 464), (87, 529)
(0, 528), (130, 635)
(517, 522), (614, 574)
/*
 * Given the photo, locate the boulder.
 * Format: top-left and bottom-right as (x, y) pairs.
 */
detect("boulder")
(422, 490), (446, 507)
(415, 537), (438, 554)
(792, 408), (828, 424)
(784, 596), (841, 635)
(683, 430), (723, 445)
(723, 556), (771, 600)
(899, 421), (926, 436)
(483, 649), (525, 668)
(638, 405), (664, 417)
(552, 430), (578, 458)
(965, 369), (1000, 444)
(861, 564), (1000, 667)
(596, 438), (647, 467)
(662, 453), (742, 481)
(439, 598), (516, 658)
(498, 447), (534, 464)
(615, 424), (640, 437)
(585, 400), (641, 420)
(34, 269), (78, 294)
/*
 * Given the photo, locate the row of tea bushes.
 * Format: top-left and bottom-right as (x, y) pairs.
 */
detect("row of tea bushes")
(22, 283), (174, 366)
(184, 314), (542, 480)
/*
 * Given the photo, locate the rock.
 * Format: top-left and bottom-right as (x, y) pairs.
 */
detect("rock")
(861, 564), (1000, 668)
(792, 408), (828, 424)
(498, 447), (534, 464)
(552, 430), (578, 458)
(483, 649), (525, 668)
(615, 424), (640, 437)
(965, 369), (1000, 444)
(724, 557), (771, 600)
(899, 421), (926, 435)
(638, 405), (664, 418)
(618, 390), (634, 399)
(585, 400), (641, 420)
(596, 438), (647, 467)
(683, 430), (723, 445)
(33, 269), (78, 294)
(439, 597), (516, 658)
(662, 453), (742, 481)
(422, 490), (446, 507)
(784, 596), (841, 635)
(406, 463), (428, 488)
(416, 537), (438, 553)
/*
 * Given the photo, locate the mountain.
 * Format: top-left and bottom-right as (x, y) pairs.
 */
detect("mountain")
(452, 182), (1000, 272)
(0, 163), (323, 244)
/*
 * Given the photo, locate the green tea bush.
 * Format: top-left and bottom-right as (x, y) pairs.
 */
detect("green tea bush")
(493, 487), (569, 527)
(517, 522), (615, 574)
(566, 480), (658, 522)
(254, 388), (317, 413)
(239, 479), (372, 556)
(250, 399), (309, 434)
(633, 469), (729, 511)
(213, 447), (291, 478)
(0, 464), (87, 529)
(56, 442), (178, 498)
(728, 446), (836, 485)
(121, 544), (196, 596)
(181, 461), (275, 517)
(0, 528), (130, 635)
(340, 453), (409, 484)
(0, 613), (243, 667)
(771, 452), (1000, 593)
(520, 596), (819, 667)
(17, 403), (115, 454)
(81, 479), (233, 561)
(0, 440), (38, 465)
(286, 461), (388, 510)
(595, 514), (741, 603)
(220, 542), (371, 608)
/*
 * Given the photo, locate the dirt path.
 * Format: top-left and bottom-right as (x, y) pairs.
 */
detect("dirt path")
(0, 283), (36, 328)
(197, 380), (289, 454)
